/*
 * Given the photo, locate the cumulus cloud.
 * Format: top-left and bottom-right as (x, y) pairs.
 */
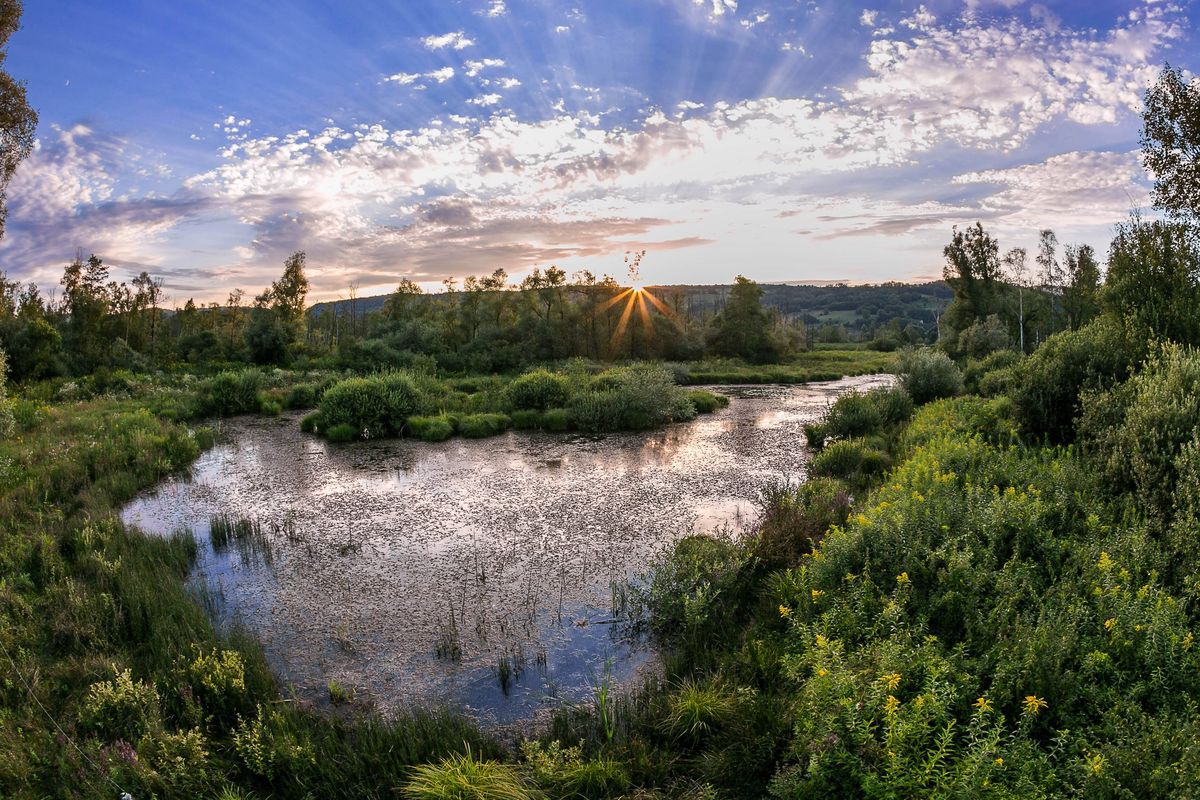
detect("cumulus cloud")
(421, 31), (474, 50)
(484, 0), (507, 17)
(953, 150), (1150, 228)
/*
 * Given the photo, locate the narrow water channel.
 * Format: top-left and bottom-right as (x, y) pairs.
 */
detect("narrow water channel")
(121, 374), (892, 727)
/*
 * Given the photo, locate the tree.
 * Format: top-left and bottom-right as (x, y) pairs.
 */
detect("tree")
(1062, 244), (1101, 331)
(1142, 65), (1200, 222)
(941, 223), (1002, 350)
(707, 275), (781, 362)
(1003, 247), (1029, 352)
(1036, 229), (1062, 294)
(1104, 216), (1200, 345)
(0, 1), (36, 240)
(271, 250), (309, 340)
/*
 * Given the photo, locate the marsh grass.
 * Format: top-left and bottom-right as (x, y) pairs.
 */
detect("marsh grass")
(402, 750), (532, 800)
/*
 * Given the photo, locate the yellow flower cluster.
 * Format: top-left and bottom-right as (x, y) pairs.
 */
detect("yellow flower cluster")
(1022, 695), (1048, 716)
(778, 604), (792, 618)
(879, 672), (901, 691)
(884, 695), (900, 714)
(974, 696), (993, 713)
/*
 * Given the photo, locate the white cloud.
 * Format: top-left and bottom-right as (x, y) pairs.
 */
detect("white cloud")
(859, 9), (878, 26)
(384, 72), (421, 85)
(677, 100), (704, 110)
(468, 93), (503, 106)
(427, 67), (456, 83)
(422, 31), (474, 50)
(464, 58), (505, 77)
(555, 25), (571, 33)
(695, 0), (737, 18)
(953, 150), (1149, 228)
(485, 0), (506, 17)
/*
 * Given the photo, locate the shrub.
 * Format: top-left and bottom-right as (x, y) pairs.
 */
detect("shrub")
(259, 399), (282, 416)
(458, 413), (511, 438)
(1012, 317), (1144, 443)
(403, 751), (532, 800)
(1079, 343), (1200, 519)
(509, 409), (544, 430)
(284, 382), (323, 410)
(900, 395), (1018, 454)
(956, 314), (1011, 359)
(753, 478), (852, 568)
(80, 667), (160, 742)
(688, 389), (730, 414)
(898, 348), (963, 404)
(326, 423), (358, 443)
(542, 407), (572, 432)
(408, 415), (455, 442)
(570, 365), (694, 432)
(317, 372), (421, 439)
(631, 535), (742, 644)
(300, 412), (323, 434)
(821, 392), (883, 440)
(809, 438), (891, 484)
(506, 369), (571, 411)
(964, 349), (1022, 395)
(183, 647), (247, 722)
(138, 727), (211, 795)
(192, 370), (263, 417)
(0, 348), (13, 438)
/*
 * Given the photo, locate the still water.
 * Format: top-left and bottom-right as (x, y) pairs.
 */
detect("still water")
(122, 374), (891, 727)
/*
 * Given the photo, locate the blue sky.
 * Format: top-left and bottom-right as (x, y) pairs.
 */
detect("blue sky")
(3, 0), (1196, 302)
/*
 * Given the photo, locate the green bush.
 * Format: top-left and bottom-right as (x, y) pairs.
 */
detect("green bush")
(284, 382), (324, 410)
(79, 667), (160, 742)
(316, 372), (421, 439)
(663, 678), (738, 743)
(688, 389), (730, 414)
(325, 423), (358, 443)
(1012, 316), (1144, 443)
(809, 438), (891, 484)
(900, 395), (1019, 454)
(898, 348), (962, 404)
(192, 370), (263, 417)
(570, 364), (695, 432)
(509, 409), (544, 430)
(964, 349), (1022, 395)
(753, 477), (852, 568)
(458, 413), (511, 438)
(1079, 343), (1200, 519)
(300, 412), (323, 434)
(542, 407), (571, 432)
(408, 414), (455, 442)
(506, 369), (571, 411)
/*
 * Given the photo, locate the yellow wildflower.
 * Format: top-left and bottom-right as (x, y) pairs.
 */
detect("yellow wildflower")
(815, 634), (828, 648)
(1104, 618), (1117, 631)
(1097, 551), (1114, 572)
(994, 757), (1004, 767)
(896, 572), (910, 586)
(884, 695), (900, 714)
(1087, 753), (1105, 775)
(1022, 695), (1048, 716)
(880, 673), (901, 691)
(778, 604), (792, 618)
(1183, 632), (1194, 651)
(811, 589), (825, 601)
(817, 668), (828, 677)
(974, 696), (993, 713)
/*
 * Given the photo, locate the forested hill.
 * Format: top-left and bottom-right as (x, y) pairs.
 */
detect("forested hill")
(310, 280), (952, 339)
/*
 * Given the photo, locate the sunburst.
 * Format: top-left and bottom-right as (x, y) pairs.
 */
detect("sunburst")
(594, 252), (676, 356)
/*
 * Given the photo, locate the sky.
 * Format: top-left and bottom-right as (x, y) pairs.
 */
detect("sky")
(2, 0), (1196, 304)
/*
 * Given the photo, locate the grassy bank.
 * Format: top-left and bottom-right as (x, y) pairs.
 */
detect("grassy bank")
(672, 349), (897, 385)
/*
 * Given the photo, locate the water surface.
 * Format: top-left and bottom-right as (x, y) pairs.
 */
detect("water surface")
(122, 374), (891, 726)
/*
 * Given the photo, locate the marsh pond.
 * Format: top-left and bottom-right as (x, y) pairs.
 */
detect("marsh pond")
(122, 374), (891, 728)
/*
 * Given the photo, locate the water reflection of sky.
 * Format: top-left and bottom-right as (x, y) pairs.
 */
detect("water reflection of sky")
(122, 374), (891, 726)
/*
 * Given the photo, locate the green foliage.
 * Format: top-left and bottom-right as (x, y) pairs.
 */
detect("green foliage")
(687, 389), (730, 414)
(300, 411), (323, 433)
(231, 704), (315, 780)
(963, 349), (1022, 396)
(570, 364), (695, 432)
(192, 370), (264, 417)
(1079, 343), (1200, 520)
(183, 646), (248, 723)
(1011, 317), (1144, 443)
(900, 395), (1018, 454)
(506, 369), (571, 410)
(317, 372), (421, 439)
(630, 535), (743, 647)
(0, 347), (13, 438)
(707, 275), (785, 363)
(663, 678), (739, 742)
(284, 382), (325, 410)
(956, 314), (1012, 359)
(408, 414), (456, 442)
(542, 407), (571, 432)
(403, 751), (533, 800)
(898, 348), (963, 404)
(80, 666), (160, 742)
(808, 439), (891, 486)
(137, 727), (213, 796)
(325, 422), (358, 442)
(458, 412), (511, 438)
(1141, 65), (1200, 223)
(753, 478), (852, 568)
(1103, 217), (1200, 345)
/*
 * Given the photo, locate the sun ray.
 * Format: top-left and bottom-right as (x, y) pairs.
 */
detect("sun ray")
(635, 290), (651, 330)
(594, 287), (634, 317)
(609, 291), (638, 356)
(641, 288), (674, 318)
